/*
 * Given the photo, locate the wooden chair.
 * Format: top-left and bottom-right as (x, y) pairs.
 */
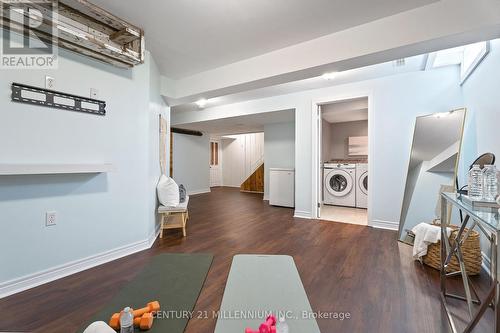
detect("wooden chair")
(157, 196), (189, 237)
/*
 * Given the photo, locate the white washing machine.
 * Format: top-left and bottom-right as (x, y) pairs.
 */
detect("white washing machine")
(356, 163), (368, 209)
(323, 163), (356, 207)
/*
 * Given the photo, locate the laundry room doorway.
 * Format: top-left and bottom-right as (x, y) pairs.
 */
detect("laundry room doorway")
(312, 96), (371, 226)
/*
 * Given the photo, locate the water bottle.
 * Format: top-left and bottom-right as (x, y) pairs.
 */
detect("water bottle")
(276, 316), (289, 333)
(120, 307), (134, 333)
(483, 165), (498, 201)
(468, 164), (483, 200)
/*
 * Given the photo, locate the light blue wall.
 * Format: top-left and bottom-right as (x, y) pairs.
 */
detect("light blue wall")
(264, 121), (296, 199)
(0, 48), (169, 285)
(461, 39), (500, 175)
(461, 39), (500, 260)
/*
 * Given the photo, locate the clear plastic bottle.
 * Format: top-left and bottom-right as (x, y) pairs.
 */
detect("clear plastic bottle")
(276, 316), (289, 333)
(483, 165), (498, 201)
(468, 164), (484, 200)
(120, 307), (134, 333)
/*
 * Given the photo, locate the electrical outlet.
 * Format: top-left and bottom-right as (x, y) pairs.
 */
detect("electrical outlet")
(46, 211), (57, 226)
(45, 76), (55, 90)
(90, 88), (98, 99)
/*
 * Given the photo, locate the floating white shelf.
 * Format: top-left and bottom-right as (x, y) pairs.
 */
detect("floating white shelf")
(0, 163), (115, 175)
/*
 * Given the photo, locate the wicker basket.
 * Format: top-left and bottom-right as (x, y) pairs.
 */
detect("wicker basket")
(423, 222), (482, 275)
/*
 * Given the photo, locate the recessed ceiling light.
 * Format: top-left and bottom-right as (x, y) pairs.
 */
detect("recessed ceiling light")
(321, 72), (337, 80)
(195, 99), (208, 108)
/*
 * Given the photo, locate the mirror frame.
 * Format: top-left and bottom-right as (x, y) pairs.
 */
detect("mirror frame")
(397, 108), (467, 242)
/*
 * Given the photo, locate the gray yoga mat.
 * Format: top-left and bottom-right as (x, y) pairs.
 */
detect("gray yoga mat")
(214, 255), (320, 333)
(78, 253), (213, 333)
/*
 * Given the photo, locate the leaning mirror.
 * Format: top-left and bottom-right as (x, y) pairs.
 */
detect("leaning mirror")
(398, 108), (467, 243)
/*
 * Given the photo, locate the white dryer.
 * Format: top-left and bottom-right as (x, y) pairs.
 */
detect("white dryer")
(323, 163), (356, 207)
(356, 163), (368, 209)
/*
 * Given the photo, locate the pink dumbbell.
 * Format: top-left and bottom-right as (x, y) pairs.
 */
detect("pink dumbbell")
(245, 315), (276, 333)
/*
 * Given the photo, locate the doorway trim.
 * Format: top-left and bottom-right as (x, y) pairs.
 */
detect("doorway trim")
(311, 92), (374, 227)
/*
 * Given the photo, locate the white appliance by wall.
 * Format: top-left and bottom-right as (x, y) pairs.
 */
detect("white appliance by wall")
(264, 122), (295, 200)
(323, 163), (356, 207)
(356, 163), (368, 208)
(269, 168), (295, 207)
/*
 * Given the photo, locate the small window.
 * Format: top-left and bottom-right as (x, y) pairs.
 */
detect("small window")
(460, 41), (489, 84)
(210, 142), (219, 166)
(425, 41), (490, 84)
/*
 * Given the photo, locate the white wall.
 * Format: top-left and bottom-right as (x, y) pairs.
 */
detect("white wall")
(0, 49), (169, 296)
(328, 120), (368, 160)
(220, 133), (264, 188)
(263, 122), (296, 200)
(172, 133), (210, 194)
(173, 66), (463, 225)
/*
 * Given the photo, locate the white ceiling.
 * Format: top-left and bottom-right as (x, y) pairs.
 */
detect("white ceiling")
(172, 54), (427, 112)
(321, 97), (368, 123)
(91, 0), (437, 79)
(174, 109), (294, 136)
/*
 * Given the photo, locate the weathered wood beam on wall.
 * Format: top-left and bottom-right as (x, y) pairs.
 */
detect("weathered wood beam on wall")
(0, 0), (145, 68)
(171, 127), (203, 137)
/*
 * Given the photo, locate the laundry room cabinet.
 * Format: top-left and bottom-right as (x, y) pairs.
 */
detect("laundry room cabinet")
(269, 168), (295, 208)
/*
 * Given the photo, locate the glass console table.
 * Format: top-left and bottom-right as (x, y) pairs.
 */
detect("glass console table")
(440, 192), (500, 333)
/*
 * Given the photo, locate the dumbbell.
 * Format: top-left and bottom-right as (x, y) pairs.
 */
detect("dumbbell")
(134, 312), (154, 330)
(245, 315), (276, 333)
(109, 312), (154, 330)
(133, 301), (160, 318)
(109, 301), (160, 329)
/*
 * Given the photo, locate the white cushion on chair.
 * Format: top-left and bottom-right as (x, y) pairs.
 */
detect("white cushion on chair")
(158, 196), (189, 213)
(157, 175), (180, 207)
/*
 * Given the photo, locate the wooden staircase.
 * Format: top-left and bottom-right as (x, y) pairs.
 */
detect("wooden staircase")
(240, 163), (264, 193)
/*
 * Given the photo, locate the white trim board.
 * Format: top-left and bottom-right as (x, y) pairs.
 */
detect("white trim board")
(0, 229), (160, 299)
(371, 219), (399, 231)
(294, 210), (312, 219)
(188, 188), (211, 195)
(0, 163), (115, 175)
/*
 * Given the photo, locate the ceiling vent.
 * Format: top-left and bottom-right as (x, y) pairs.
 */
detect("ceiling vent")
(393, 58), (406, 67)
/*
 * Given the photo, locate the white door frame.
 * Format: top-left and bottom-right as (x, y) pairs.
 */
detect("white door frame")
(311, 92), (374, 226)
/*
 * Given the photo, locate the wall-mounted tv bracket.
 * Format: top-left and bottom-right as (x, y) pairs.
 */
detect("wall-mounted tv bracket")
(11, 83), (106, 116)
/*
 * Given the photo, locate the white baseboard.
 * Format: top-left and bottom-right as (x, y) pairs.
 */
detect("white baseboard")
(188, 188), (211, 195)
(371, 219), (399, 231)
(482, 251), (491, 276)
(0, 229), (160, 299)
(294, 210), (312, 219)
(263, 195), (269, 201)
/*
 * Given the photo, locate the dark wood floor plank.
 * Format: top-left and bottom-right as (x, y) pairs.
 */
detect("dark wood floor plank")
(0, 187), (493, 332)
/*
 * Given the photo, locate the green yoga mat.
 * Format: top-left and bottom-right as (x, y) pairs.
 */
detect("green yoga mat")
(78, 253), (213, 333)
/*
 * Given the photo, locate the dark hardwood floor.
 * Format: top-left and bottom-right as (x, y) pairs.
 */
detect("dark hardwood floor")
(0, 187), (493, 332)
